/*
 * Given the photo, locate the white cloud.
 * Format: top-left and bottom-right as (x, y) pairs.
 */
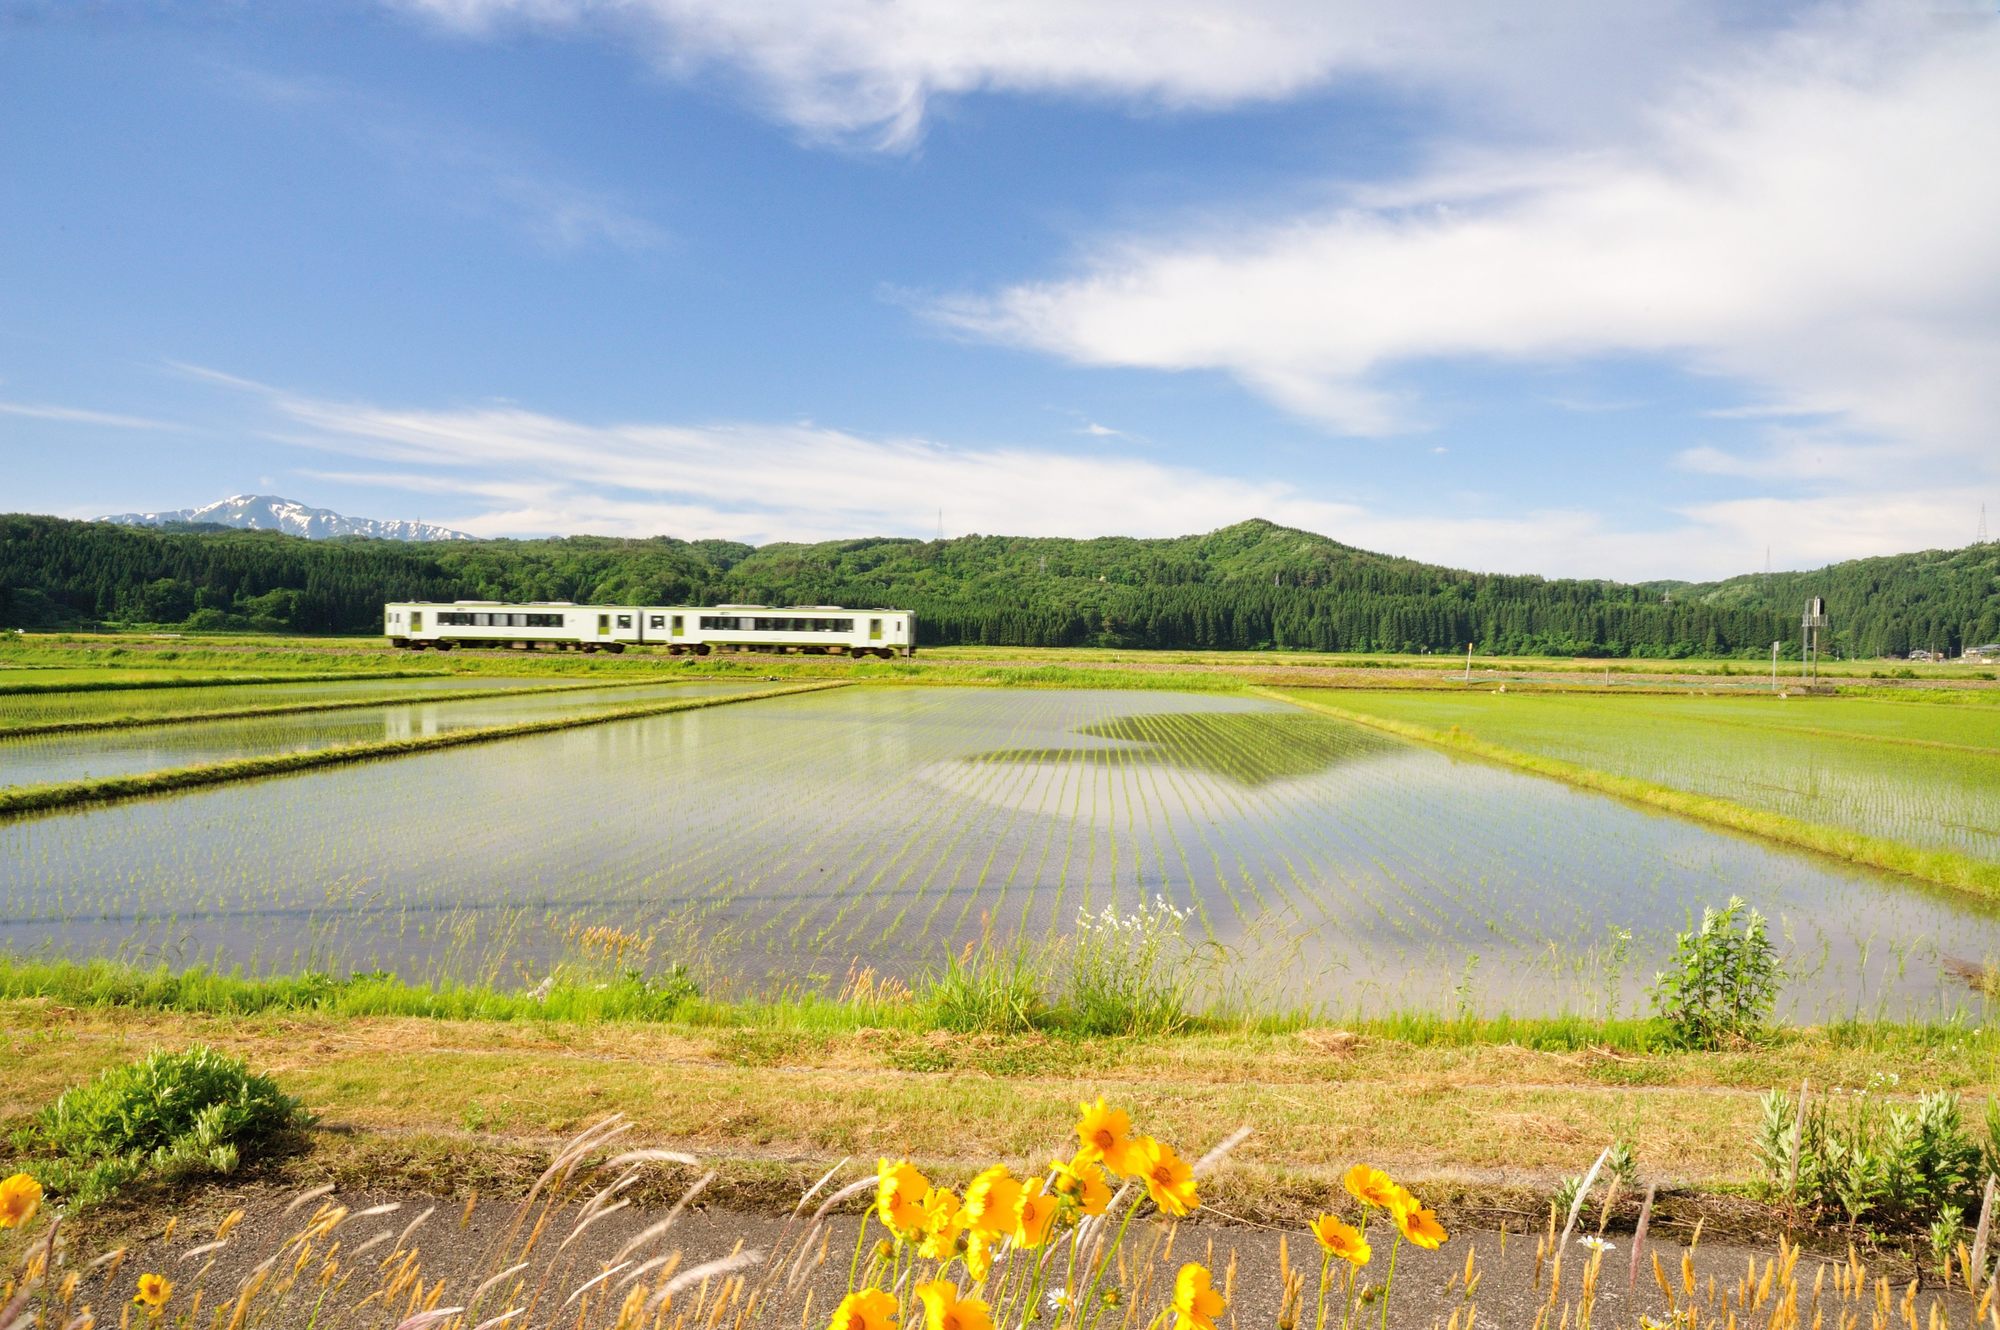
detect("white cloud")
(0, 401), (183, 430)
(388, 0), (1741, 150)
(185, 371), (1986, 580)
(933, 2), (2000, 471)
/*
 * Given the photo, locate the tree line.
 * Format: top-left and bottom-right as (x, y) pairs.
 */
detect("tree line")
(3, 514), (1995, 658)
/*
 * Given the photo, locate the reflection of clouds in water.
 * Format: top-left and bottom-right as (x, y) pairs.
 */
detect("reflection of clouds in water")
(918, 756), (1322, 827)
(5, 685), (1998, 1021)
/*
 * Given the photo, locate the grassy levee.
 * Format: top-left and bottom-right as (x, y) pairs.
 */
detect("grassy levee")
(0, 676), (696, 738)
(0, 667), (444, 696)
(2, 985), (1993, 1222)
(1263, 687), (2000, 900)
(0, 679), (849, 818)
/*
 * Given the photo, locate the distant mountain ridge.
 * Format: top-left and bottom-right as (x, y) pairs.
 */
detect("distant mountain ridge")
(5, 512), (1996, 656)
(96, 495), (473, 543)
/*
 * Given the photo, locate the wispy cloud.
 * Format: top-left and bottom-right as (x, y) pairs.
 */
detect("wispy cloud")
(0, 401), (184, 430)
(183, 368), (1991, 580)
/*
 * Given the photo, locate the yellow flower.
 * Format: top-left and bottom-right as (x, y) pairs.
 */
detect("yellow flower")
(1014, 1177), (1058, 1249)
(1074, 1098), (1138, 1176)
(961, 1165), (1023, 1238)
(915, 1280), (993, 1330)
(826, 1288), (898, 1330)
(1389, 1195), (1447, 1250)
(1132, 1136), (1199, 1217)
(1308, 1214), (1371, 1266)
(0, 1173), (42, 1229)
(1342, 1165), (1400, 1211)
(918, 1188), (966, 1262)
(1171, 1262), (1226, 1330)
(876, 1159), (932, 1241)
(1048, 1154), (1112, 1216)
(133, 1274), (173, 1310)
(963, 1230), (995, 1283)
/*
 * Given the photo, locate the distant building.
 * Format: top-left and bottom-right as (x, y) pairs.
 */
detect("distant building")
(1965, 643), (2000, 663)
(1907, 649), (1935, 662)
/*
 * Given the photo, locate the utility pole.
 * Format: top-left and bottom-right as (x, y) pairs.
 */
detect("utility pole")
(1771, 640), (1780, 692)
(1464, 642), (1473, 683)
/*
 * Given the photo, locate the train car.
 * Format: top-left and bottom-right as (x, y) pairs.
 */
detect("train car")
(382, 601), (915, 657)
(647, 605), (914, 658)
(383, 601), (646, 652)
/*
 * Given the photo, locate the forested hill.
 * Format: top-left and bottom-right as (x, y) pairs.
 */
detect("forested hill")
(3, 513), (1995, 658)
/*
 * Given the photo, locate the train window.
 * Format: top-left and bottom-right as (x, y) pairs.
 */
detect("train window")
(617, 614), (632, 629)
(649, 615), (665, 629)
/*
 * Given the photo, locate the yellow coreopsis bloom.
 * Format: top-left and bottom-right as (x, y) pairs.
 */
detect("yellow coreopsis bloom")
(1342, 1165), (1400, 1210)
(1308, 1214), (1370, 1266)
(1171, 1262), (1226, 1330)
(963, 1230), (995, 1283)
(915, 1280), (993, 1330)
(133, 1274), (173, 1310)
(0, 1173), (42, 1229)
(1390, 1195), (1448, 1250)
(1048, 1154), (1112, 1216)
(1074, 1097), (1138, 1176)
(826, 1288), (898, 1330)
(961, 1165), (1023, 1238)
(1014, 1177), (1058, 1248)
(918, 1187), (967, 1262)
(1132, 1136), (1199, 1217)
(876, 1159), (931, 1241)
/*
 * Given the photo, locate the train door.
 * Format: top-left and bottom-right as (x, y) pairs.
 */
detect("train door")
(869, 617), (883, 643)
(411, 610), (423, 633)
(597, 613), (610, 638)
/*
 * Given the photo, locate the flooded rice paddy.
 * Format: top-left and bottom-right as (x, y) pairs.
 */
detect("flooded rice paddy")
(2, 685), (1994, 1018)
(0, 680), (766, 786)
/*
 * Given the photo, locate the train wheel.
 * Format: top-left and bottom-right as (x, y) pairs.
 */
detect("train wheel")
(606, 643), (626, 654)
(693, 643), (711, 656)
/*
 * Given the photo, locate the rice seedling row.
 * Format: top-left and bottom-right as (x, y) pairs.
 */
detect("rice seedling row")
(2, 686), (1995, 1018)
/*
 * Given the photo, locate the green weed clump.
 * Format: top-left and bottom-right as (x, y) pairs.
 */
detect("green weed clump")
(17, 1045), (308, 1207)
(1648, 897), (1781, 1050)
(1754, 1080), (2000, 1237)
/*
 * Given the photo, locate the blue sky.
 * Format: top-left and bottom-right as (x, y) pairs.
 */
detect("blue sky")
(3, 0), (1997, 580)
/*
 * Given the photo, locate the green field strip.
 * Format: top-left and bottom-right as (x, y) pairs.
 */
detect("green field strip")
(0, 675), (700, 738)
(1261, 687), (2000, 902)
(0, 680), (851, 819)
(1314, 690), (2000, 862)
(0, 668), (445, 697)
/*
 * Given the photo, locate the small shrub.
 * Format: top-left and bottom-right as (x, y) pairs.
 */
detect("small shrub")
(23, 1045), (309, 1206)
(1648, 897), (1780, 1049)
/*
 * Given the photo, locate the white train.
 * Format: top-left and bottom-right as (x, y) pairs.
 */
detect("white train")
(382, 601), (915, 657)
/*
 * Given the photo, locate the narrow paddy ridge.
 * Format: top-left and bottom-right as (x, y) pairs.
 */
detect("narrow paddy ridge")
(0, 672), (576, 727)
(0, 680), (768, 786)
(1, 685), (1995, 1018)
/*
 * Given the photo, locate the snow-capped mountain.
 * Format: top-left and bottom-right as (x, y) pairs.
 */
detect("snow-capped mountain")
(96, 495), (475, 542)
